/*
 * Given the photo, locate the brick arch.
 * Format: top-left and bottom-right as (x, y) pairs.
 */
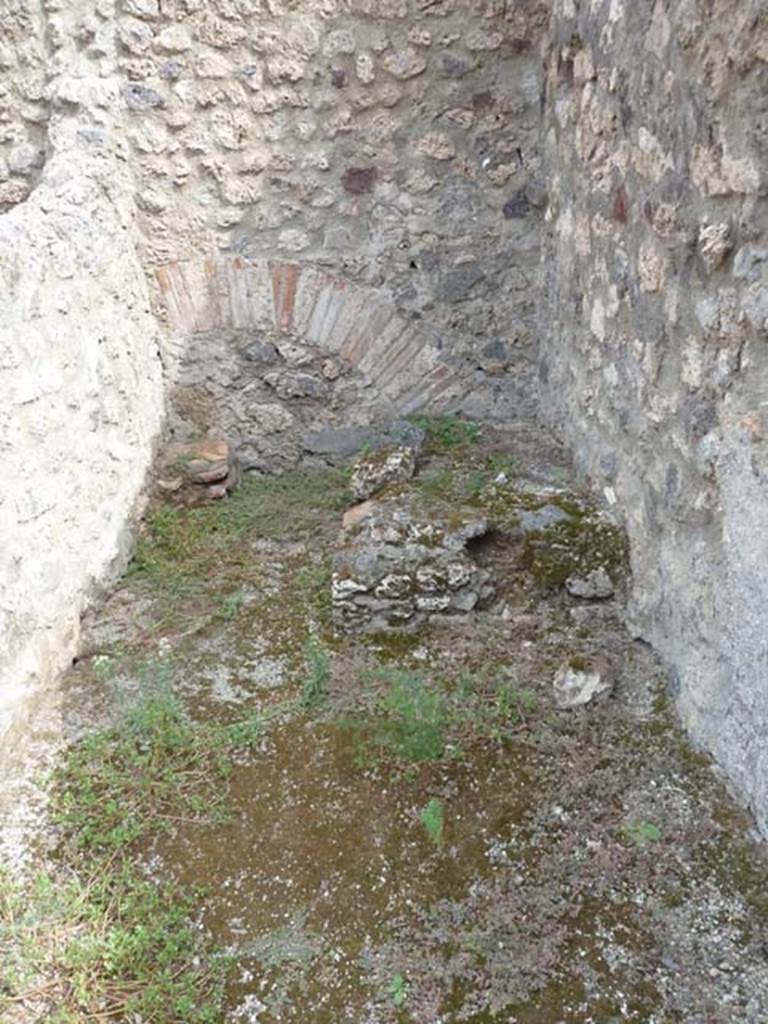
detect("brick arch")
(156, 256), (461, 415)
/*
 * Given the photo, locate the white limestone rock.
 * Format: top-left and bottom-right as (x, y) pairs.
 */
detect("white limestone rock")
(553, 657), (615, 709)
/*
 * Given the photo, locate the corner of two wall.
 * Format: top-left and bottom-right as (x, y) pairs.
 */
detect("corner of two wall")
(0, 0), (547, 749)
(5, 0), (768, 843)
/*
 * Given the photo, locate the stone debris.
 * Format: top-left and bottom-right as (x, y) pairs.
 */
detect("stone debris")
(565, 566), (615, 600)
(158, 439), (240, 503)
(8, 423), (768, 1021)
(263, 370), (329, 400)
(350, 444), (417, 501)
(332, 498), (494, 633)
(517, 504), (571, 534)
(552, 656), (615, 709)
(341, 499), (376, 532)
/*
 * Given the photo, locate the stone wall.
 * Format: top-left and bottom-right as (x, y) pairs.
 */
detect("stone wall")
(158, 256), (468, 469)
(118, 0), (549, 434)
(0, 0), (551, 743)
(0, 77), (165, 743)
(540, 0), (768, 832)
(0, 1), (49, 210)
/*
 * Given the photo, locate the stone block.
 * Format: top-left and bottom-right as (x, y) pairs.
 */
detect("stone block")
(350, 444), (417, 501)
(332, 497), (494, 633)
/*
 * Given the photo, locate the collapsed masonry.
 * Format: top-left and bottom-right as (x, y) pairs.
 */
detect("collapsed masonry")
(2, 0), (767, 835)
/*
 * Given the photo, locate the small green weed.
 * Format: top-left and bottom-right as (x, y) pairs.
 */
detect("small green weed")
(486, 452), (518, 478)
(390, 973), (408, 1007)
(0, 864), (224, 1023)
(420, 798), (445, 849)
(221, 709), (271, 748)
(300, 639), (331, 710)
(413, 449), (519, 507)
(293, 558), (333, 625)
(54, 658), (233, 854)
(495, 681), (537, 722)
(342, 670), (449, 767)
(217, 588), (244, 620)
(340, 666), (539, 767)
(621, 821), (663, 847)
(415, 467), (454, 500)
(410, 414), (481, 450)
(463, 469), (488, 499)
(451, 670), (537, 740)
(374, 671), (447, 764)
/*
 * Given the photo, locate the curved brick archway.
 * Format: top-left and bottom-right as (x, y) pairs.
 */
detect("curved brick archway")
(157, 256), (462, 417)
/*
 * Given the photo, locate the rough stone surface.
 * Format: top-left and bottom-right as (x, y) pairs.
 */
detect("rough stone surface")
(3, 0), (768, 843)
(333, 499), (494, 633)
(158, 439), (240, 503)
(349, 444), (417, 501)
(159, 260), (467, 466)
(540, 0), (768, 835)
(0, 80), (165, 745)
(566, 567), (615, 601)
(0, 2), (49, 213)
(553, 657), (615, 709)
(303, 419), (425, 460)
(133, 0), (547, 425)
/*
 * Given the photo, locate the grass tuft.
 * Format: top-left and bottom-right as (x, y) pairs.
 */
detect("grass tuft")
(300, 640), (331, 710)
(410, 414), (482, 450)
(129, 469), (351, 596)
(420, 798), (445, 849)
(0, 657), (280, 1023)
(339, 667), (539, 769)
(342, 671), (449, 766)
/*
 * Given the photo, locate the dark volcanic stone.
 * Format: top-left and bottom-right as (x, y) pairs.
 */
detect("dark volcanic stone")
(503, 189), (531, 220)
(303, 420), (426, 460)
(442, 53), (472, 78)
(242, 340), (280, 364)
(342, 167), (377, 195)
(122, 83), (165, 111)
(435, 264), (486, 303)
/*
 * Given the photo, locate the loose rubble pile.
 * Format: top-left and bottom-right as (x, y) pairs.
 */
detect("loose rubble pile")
(156, 439), (240, 504)
(150, 426), (629, 710)
(349, 445), (418, 502)
(333, 499), (494, 633)
(332, 432), (626, 693)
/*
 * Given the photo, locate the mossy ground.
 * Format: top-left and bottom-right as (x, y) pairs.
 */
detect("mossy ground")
(3, 422), (768, 1023)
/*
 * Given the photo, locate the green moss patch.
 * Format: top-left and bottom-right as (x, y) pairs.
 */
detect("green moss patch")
(520, 507), (628, 590)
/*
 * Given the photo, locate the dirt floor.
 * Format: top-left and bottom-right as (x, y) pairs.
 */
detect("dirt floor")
(3, 420), (768, 1023)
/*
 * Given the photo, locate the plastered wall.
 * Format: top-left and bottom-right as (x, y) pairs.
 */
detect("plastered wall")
(0, 71), (165, 742)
